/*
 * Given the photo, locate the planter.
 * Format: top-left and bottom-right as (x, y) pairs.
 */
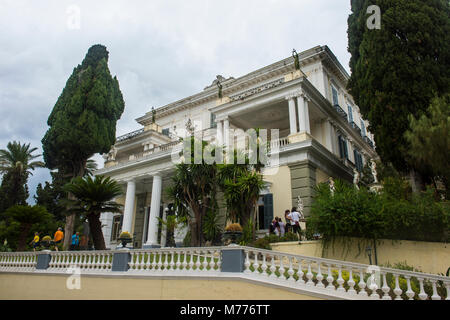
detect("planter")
(118, 237), (132, 248)
(222, 231), (243, 246)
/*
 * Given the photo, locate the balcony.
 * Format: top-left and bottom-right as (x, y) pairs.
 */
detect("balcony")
(349, 121), (362, 137)
(333, 104), (347, 119)
(116, 128), (145, 143)
(363, 136), (374, 149)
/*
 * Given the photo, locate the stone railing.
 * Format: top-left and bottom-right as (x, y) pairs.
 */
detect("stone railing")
(269, 137), (290, 151)
(116, 128), (145, 143)
(0, 252), (36, 272)
(47, 250), (114, 273)
(1, 246), (448, 300)
(241, 247), (450, 300)
(128, 247), (222, 274)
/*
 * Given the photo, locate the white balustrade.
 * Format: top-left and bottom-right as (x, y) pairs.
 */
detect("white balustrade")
(127, 247), (221, 275)
(241, 247), (449, 300)
(47, 251), (113, 272)
(2, 246), (449, 301)
(0, 252), (36, 272)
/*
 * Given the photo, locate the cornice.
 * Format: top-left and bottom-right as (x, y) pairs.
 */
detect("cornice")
(136, 46), (330, 125)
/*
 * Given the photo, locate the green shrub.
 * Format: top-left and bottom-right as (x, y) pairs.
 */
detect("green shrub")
(248, 237), (271, 250)
(309, 178), (450, 244)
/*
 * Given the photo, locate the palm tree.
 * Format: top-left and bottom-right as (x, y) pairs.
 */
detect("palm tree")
(63, 175), (123, 250)
(0, 141), (44, 210)
(0, 141), (44, 175)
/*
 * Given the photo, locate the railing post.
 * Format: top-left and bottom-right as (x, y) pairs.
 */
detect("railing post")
(111, 248), (131, 272)
(36, 250), (52, 270)
(221, 246), (245, 273)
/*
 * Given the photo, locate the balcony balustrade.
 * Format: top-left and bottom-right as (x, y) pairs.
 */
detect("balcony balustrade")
(333, 104), (348, 119)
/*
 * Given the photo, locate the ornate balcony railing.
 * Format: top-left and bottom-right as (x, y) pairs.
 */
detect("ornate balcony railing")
(333, 104), (348, 119)
(364, 136), (375, 149)
(116, 128), (145, 143)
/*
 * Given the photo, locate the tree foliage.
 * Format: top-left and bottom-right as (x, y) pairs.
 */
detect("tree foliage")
(42, 44), (125, 249)
(63, 175), (123, 250)
(347, 0), (450, 182)
(405, 94), (450, 195)
(0, 205), (53, 251)
(167, 137), (218, 247)
(42, 44), (124, 176)
(308, 178), (449, 244)
(0, 141), (44, 213)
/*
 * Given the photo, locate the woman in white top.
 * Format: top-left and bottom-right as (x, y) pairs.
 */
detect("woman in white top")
(288, 207), (301, 239)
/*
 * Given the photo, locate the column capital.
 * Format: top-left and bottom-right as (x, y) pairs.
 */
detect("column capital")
(152, 172), (162, 179)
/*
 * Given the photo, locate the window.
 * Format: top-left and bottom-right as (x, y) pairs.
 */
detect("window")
(210, 113), (217, 128)
(354, 149), (363, 172)
(162, 128), (170, 136)
(360, 119), (366, 137)
(338, 135), (348, 160)
(111, 215), (122, 241)
(347, 105), (353, 122)
(332, 86), (339, 106)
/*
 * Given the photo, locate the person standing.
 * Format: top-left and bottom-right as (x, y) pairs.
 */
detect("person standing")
(284, 209), (291, 233)
(70, 232), (80, 251)
(53, 227), (64, 251)
(288, 207), (301, 241)
(277, 217), (285, 237)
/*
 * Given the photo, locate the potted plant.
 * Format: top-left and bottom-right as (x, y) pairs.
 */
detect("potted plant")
(222, 223), (243, 245)
(40, 235), (53, 250)
(118, 231), (132, 248)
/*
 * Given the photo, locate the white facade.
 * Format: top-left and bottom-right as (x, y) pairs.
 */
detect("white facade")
(95, 45), (378, 249)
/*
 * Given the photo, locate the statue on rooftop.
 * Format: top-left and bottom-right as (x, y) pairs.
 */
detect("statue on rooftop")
(217, 79), (223, 99)
(151, 107), (156, 124)
(292, 49), (300, 70)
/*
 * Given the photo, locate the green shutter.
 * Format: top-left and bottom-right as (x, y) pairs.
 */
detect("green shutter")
(263, 194), (273, 230)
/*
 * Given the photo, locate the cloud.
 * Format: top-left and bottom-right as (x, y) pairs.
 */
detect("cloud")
(0, 0), (352, 202)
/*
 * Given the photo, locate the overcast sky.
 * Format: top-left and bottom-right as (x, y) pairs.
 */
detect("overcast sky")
(0, 0), (353, 203)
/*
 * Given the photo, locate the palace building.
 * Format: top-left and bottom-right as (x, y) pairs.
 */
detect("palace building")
(95, 45), (377, 249)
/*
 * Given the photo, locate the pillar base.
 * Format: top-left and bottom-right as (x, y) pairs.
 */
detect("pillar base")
(221, 248), (245, 273)
(288, 132), (312, 144)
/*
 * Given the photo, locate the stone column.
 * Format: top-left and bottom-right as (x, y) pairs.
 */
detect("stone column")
(297, 94), (311, 134)
(144, 174), (162, 248)
(216, 120), (223, 146)
(287, 95), (298, 135)
(122, 180), (136, 234)
(160, 207), (168, 247)
(223, 117), (230, 150)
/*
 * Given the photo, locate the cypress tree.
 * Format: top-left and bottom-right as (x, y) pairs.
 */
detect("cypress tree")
(42, 44), (125, 249)
(347, 0), (450, 190)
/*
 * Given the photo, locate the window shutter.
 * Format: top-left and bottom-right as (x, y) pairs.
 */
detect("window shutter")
(263, 194), (274, 230)
(343, 139), (348, 159)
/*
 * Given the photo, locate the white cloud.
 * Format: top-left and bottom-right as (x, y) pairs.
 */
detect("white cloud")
(0, 0), (352, 202)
